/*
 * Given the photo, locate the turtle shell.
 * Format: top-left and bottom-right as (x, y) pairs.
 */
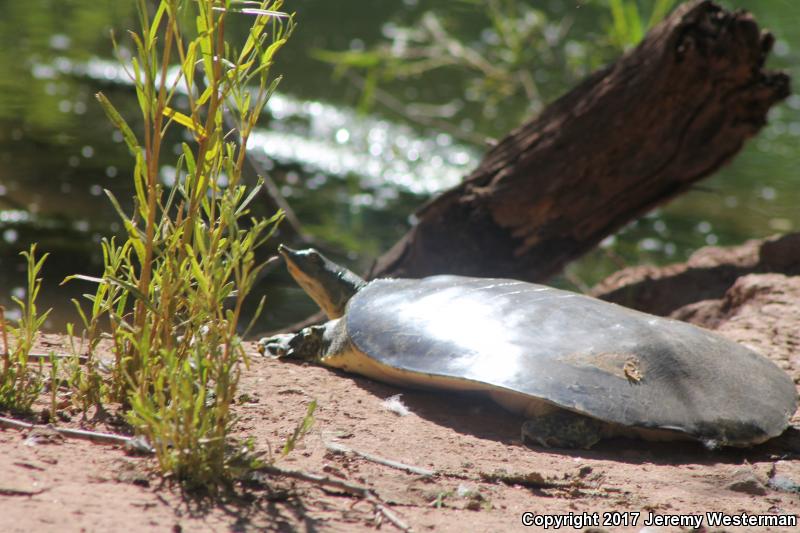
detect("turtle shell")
(346, 276), (797, 445)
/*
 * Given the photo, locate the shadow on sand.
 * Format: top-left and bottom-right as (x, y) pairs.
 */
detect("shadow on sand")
(313, 363), (800, 467)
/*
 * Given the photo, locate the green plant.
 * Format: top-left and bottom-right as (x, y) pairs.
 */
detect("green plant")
(62, 322), (100, 416)
(314, 1), (677, 141)
(46, 351), (60, 422)
(65, 0), (294, 490)
(315, 1), (572, 128)
(281, 399), (316, 457)
(0, 245), (50, 414)
(605, 0), (677, 49)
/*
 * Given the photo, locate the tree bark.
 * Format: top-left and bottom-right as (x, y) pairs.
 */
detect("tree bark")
(369, 0), (790, 282)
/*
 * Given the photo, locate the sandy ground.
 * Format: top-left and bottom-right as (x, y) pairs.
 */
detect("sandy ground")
(1, 323), (798, 533)
(3, 242), (800, 532)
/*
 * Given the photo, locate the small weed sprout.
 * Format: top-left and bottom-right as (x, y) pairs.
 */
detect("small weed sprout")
(282, 399), (317, 457)
(0, 245), (51, 414)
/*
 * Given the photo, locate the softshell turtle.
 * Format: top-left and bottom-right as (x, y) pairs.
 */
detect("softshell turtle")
(261, 246), (797, 449)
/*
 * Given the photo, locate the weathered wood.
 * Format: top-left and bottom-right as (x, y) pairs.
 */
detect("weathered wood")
(370, 1), (789, 282)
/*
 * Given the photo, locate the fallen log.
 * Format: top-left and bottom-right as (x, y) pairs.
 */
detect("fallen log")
(370, 0), (789, 281)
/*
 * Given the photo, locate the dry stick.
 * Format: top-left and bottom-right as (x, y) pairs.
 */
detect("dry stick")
(326, 441), (435, 477)
(327, 441), (564, 490)
(257, 464), (412, 532)
(195, 65), (308, 244)
(0, 487), (48, 497)
(0, 415), (132, 446)
(25, 352), (88, 364)
(0, 416), (557, 523)
(0, 417), (410, 529)
(241, 115), (305, 241)
(0, 414), (566, 493)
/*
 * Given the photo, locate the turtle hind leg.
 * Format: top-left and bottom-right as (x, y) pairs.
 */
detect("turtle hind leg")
(521, 410), (606, 450)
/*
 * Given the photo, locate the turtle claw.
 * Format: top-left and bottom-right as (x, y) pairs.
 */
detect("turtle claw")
(258, 334), (295, 358)
(521, 411), (605, 450)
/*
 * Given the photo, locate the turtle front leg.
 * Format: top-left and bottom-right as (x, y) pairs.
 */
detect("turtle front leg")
(521, 410), (606, 450)
(259, 325), (329, 361)
(258, 333), (296, 358)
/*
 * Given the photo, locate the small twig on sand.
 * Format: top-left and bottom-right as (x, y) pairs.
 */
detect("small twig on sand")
(326, 441), (435, 477)
(327, 441), (563, 490)
(0, 487), (48, 497)
(257, 464), (412, 532)
(0, 415), (133, 446)
(25, 353), (88, 364)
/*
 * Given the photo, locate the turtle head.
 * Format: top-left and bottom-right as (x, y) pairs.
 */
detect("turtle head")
(279, 245), (366, 319)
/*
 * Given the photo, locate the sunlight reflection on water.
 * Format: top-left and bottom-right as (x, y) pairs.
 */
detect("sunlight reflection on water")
(51, 57), (481, 197)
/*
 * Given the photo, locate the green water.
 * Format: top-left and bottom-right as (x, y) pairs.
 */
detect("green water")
(0, 0), (798, 331)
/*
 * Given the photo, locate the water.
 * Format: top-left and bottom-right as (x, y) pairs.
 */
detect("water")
(0, 0), (798, 332)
